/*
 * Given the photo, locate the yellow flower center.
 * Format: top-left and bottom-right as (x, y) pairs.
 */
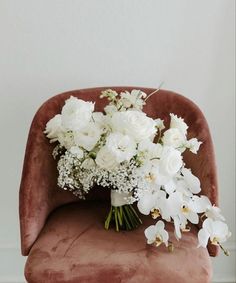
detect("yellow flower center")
(145, 173), (156, 182)
(181, 205), (190, 214)
(151, 208), (160, 219)
(154, 236), (163, 247)
(211, 237), (219, 245)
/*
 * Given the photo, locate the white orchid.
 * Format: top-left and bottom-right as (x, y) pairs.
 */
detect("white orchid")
(137, 191), (156, 215)
(192, 196), (226, 221)
(181, 168), (201, 194)
(145, 220), (169, 247)
(137, 189), (166, 216)
(198, 218), (231, 248)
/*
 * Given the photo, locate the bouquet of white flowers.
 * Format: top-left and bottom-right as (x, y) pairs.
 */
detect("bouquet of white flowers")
(45, 89), (231, 254)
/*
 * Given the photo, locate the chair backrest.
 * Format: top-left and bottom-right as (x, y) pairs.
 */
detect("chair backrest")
(19, 87), (218, 256)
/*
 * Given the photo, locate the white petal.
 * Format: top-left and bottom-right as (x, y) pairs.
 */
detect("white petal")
(155, 220), (165, 231)
(137, 192), (156, 215)
(182, 168), (201, 194)
(174, 216), (182, 239)
(192, 195), (211, 213)
(144, 225), (156, 244)
(161, 230), (169, 246)
(186, 211), (199, 224)
(198, 228), (210, 248)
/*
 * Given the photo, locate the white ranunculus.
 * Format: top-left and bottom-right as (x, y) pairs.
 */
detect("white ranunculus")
(162, 128), (186, 149)
(69, 146), (84, 159)
(74, 123), (101, 151)
(198, 218), (231, 248)
(110, 110), (157, 142)
(181, 168), (201, 194)
(106, 132), (137, 163)
(44, 114), (63, 142)
(159, 146), (183, 176)
(170, 113), (188, 136)
(186, 138), (202, 154)
(61, 96), (94, 131)
(95, 146), (119, 170)
(144, 220), (169, 247)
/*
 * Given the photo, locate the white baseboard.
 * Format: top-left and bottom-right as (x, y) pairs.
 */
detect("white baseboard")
(0, 242), (235, 283)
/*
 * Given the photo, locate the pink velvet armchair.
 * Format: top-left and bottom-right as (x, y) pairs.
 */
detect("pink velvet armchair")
(20, 87), (219, 283)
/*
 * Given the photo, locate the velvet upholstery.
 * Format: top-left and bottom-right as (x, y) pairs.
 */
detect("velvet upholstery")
(25, 201), (212, 283)
(20, 87), (219, 282)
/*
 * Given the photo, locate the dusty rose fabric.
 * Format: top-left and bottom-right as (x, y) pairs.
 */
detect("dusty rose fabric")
(20, 87), (218, 282)
(25, 201), (212, 283)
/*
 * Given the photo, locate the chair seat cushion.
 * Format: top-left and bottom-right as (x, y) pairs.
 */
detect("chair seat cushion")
(25, 201), (212, 283)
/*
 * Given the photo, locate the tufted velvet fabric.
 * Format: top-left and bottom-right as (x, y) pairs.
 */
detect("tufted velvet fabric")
(20, 87), (219, 282)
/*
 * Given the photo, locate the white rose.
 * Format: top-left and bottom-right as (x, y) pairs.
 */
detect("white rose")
(106, 132), (137, 163)
(110, 110), (157, 142)
(95, 146), (119, 170)
(74, 122), (101, 151)
(61, 96), (94, 131)
(162, 128), (186, 149)
(44, 114), (63, 142)
(170, 113), (188, 135)
(159, 146), (183, 176)
(186, 138), (202, 154)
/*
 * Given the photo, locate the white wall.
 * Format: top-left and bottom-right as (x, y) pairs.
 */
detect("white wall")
(0, 0), (235, 282)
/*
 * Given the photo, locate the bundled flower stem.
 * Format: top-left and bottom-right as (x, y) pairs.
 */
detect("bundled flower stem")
(105, 204), (142, 231)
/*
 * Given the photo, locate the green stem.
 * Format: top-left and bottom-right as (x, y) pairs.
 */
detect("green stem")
(114, 208), (119, 232)
(104, 207), (113, 230)
(129, 205), (142, 224)
(117, 207), (123, 226)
